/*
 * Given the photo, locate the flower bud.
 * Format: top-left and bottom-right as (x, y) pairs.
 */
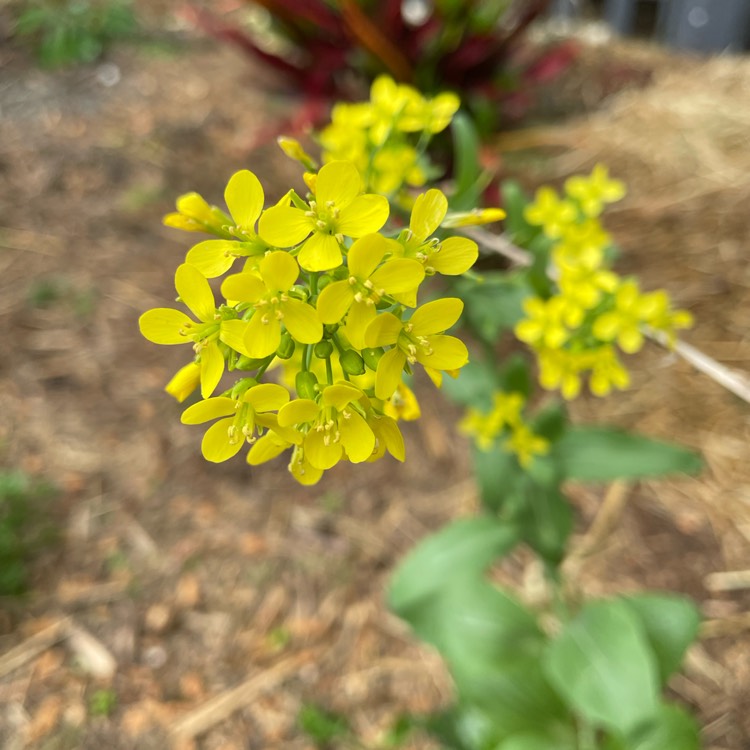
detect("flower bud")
(236, 355), (269, 370)
(314, 340), (334, 359)
(296, 370), (319, 400)
(362, 347), (384, 371)
(340, 350), (365, 376)
(231, 377), (258, 400)
(276, 332), (295, 360)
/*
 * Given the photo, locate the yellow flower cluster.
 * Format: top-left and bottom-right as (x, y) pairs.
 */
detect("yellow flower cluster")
(515, 165), (693, 400)
(318, 75), (460, 197)
(460, 392), (549, 468)
(141, 160), (488, 484)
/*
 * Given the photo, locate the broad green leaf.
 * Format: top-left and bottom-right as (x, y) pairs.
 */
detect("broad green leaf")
(603, 704), (700, 750)
(555, 427), (702, 481)
(543, 600), (660, 735)
(515, 479), (573, 566)
(497, 355), (532, 399)
(530, 401), (568, 443)
(388, 517), (519, 616)
(621, 594), (700, 684)
(501, 180), (536, 246)
(496, 727), (578, 750)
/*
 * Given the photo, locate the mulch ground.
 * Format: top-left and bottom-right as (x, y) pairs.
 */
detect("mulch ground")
(0, 7), (748, 749)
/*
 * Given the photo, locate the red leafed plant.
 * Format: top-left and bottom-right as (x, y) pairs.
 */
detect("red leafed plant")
(184, 0), (578, 138)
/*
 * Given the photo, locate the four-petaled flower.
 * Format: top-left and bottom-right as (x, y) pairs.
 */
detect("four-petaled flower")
(565, 164), (626, 218)
(221, 251), (323, 359)
(365, 298), (469, 400)
(258, 161), (389, 272)
(139, 264), (253, 398)
(316, 233), (424, 349)
(523, 187), (578, 239)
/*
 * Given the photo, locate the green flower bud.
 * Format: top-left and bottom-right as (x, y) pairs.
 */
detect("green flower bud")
(236, 355), (270, 370)
(339, 350), (365, 376)
(362, 347), (384, 371)
(314, 340), (334, 359)
(288, 284), (309, 301)
(276, 332), (295, 359)
(323, 323), (339, 336)
(296, 370), (319, 400)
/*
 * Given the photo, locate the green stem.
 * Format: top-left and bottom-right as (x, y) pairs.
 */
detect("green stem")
(325, 356), (334, 386)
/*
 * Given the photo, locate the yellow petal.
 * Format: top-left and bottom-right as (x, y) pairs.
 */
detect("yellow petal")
(221, 272), (265, 303)
(305, 430), (343, 470)
(176, 192), (213, 222)
(199, 341), (224, 398)
(181, 397), (237, 424)
(186, 240), (239, 278)
(409, 189), (448, 241)
(139, 308), (193, 344)
(370, 415), (405, 461)
(370, 258), (425, 294)
(260, 251), (299, 291)
(416, 335), (468, 370)
(246, 432), (290, 465)
(244, 311), (282, 358)
(365, 312), (403, 348)
(344, 301), (377, 350)
(290, 454), (324, 485)
(430, 237), (478, 275)
(175, 263), (216, 323)
(201, 417), (244, 462)
(375, 347), (406, 400)
(315, 161), (362, 208)
(165, 362), (201, 402)
(219, 319), (252, 357)
(278, 399), (319, 427)
(224, 169), (264, 229)
(347, 233), (387, 279)
(282, 299), (323, 344)
(258, 205), (312, 247)
(298, 232), (343, 272)
(321, 383), (362, 410)
(409, 298), (463, 335)
(337, 194), (389, 236)
(244, 382), (290, 412)
(339, 410), (375, 463)
(317, 280), (354, 325)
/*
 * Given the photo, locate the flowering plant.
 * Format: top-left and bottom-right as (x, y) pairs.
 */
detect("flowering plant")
(142, 75), (704, 749)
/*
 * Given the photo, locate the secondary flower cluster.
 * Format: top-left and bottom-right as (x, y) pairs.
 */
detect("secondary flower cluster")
(318, 75), (460, 197)
(460, 391), (549, 468)
(514, 165), (693, 400)
(141, 161), (482, 484)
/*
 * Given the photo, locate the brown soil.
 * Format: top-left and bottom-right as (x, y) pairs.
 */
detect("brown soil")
(0, 7), (748, 750)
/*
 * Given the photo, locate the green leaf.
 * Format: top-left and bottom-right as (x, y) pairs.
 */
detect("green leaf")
(530, 401), (567, 443)
(472, 446), (526, 513)
(453, 272), (529, 344)
(501, 180), (535, 246)
(496, 727), (577, 750)
(515, 480), (572, 566)
(442, 360), (498, 410)
(621, 594), (700, 684)
(543, 600), (660, 735)
(298, 704), (349, 745)
(555, 427), (702, 481)
(497, 355), (532, 399)
(603, 705), (700, 750)
(388, 516), (519, 617)
(450, 111), (484, 211)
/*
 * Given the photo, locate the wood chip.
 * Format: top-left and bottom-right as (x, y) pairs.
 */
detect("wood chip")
(0, 618), (70, 679)
(67, 622), (117, 680)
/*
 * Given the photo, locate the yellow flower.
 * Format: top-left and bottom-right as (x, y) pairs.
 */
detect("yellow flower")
(277, 136), (318, 172)
(317, 233), (425, 349)
(552, 219), (610, 270)
(586, 345), (631, 397)
(367, 413), (406, 462)
(523, 187), (578, 239)
(515, 296), (580, 349)
(163, 192), (231, 236)
(459, 391), (525, 450)
(258, 161), (389, 272)
(165, 362), (201, 403)
(592, 279), (658, 354)
(441, 207), (507, 228)
(221, 251), (323, 359)
(365, 298), (469, 400)
(180, 383), (291, 463)
(139, 264), (253, 398)
(565, 164), (626, 218)
(558, 264), (619, 311)
(397, 189), (479, 279)
(382, 382), (421, 421)
(277, 382), (376, 470)
(640, 291), (694, 346)
(537, 348), (587, 400)
(184, 170), (269, 278)
(369, 144), (426, 195)
(504, 424), (549, 468)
